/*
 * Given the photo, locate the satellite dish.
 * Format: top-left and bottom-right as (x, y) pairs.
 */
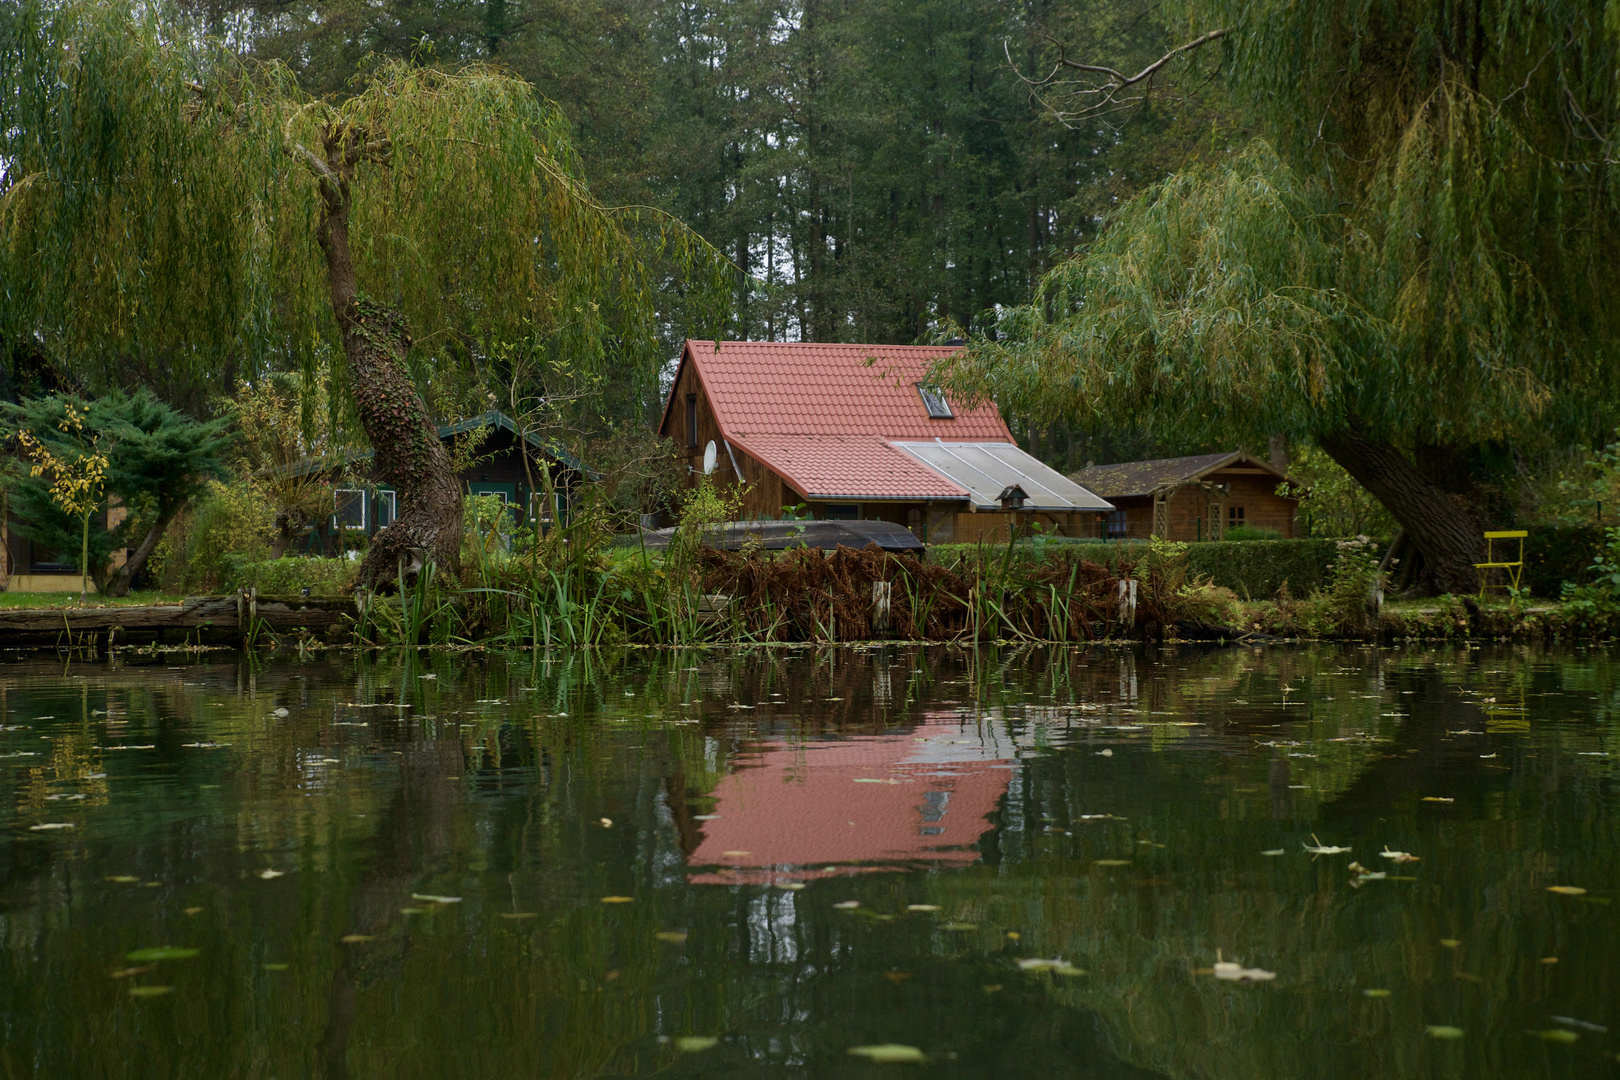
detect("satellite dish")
(702, 440), (718, 476)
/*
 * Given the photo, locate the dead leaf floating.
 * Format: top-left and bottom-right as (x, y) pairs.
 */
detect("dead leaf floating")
(601, 896), (634, 904)
(257, 869), (285, 880)
(833, 900), (861, 910)
(675, 1037), (719, 1053)
(1016, 958), (1084, 976)
(1547, 885), (1588, 896)
(411, 893), (463, 904)
(1380, 848), (1420, 863)
(847, 1045), (927, 1064)
(1427, 1025), (1464, 1040)
(29, 823), (74, 831)
(1212, 961), (1276, 982)
(1302, 834), (1351, 855)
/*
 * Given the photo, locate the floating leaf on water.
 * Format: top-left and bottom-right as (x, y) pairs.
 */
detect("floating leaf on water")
(1380, 848), (1420, 863)
(1547, 886), (1587, 896)
(693, 814), (721, 821)
(1534, 1028), (1579, 1044)
(128, 986), (174, 998)
(1212, 961), (1276, 982)
(884, 971), (913, 984)
(674, 1036), (719, 1053)
(125, 946), (199, 962)
(272, 708), (290, 717)
(777, 883), (805, 891)
(655, 931), (688, 943)
(499, 912), (538, 920)
(982, 984), (1003, 993)
(1541, 957), (1559, 964)
(940, 922), (978, 931)
(411, 893), (463, 904)
(599, 818), (613, 828)
(1260, 849), (1285, 857)
(257, 870), (285, 880)
(833, 900), (861, 910)
(109, 965), (156, 979)
(1421, 797), (1455, 803)
(601, 896), (634, 904)
(847, 1044), (927, 1064)
(262, 963), (289, 971)
(183, 907), (203, 916)
(339, 934), (374, 944)
(399, 907), (427, 916)
(906, 904), (941, 912)
(1302, 834), (1350, 855)
(1550, 1015), (1608, 1033)
(1005, 931), (1021, 941)
(1439, 939), (1461, 949)
(105, 876), (139, 883)
(1016, 958), (1083, 975)
(29, 823), (74, 831)
(1427, 1026), (1464, 1039)
(1096, 749), (1113, 757)
(1362, 988), (1392, 998)
(1095, 860), (1131, 867)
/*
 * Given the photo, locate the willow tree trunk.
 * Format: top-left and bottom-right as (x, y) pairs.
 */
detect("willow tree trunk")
(1317, 422), (1486, 596)
(308, 125), (462, 590)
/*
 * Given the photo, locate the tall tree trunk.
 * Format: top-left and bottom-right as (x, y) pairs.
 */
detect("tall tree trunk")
(1317, 421), (1485, 595)
(307, 124), (462, 590)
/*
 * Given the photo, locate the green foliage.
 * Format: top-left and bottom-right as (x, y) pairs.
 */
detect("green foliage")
(1523, 523), (1607, 599)
(0, 1), (734, 427)
(222, 555), (359, 596)
(1279, 444), (1396, 539)
(1221, 524), (1282, 542)
(1306, 546), (1384, 637)
(151, 480), (275, 593)
(932, 537), (1341, 599)
(1560, 527), (1620, 628)
(2, 391), (233, 587)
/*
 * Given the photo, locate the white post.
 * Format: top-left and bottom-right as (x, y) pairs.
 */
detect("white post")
(871, 580), (892, 633)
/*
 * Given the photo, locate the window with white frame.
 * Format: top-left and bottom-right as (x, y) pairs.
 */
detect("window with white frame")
(333, 488), (366, 530)
(372, 489), (397, 529)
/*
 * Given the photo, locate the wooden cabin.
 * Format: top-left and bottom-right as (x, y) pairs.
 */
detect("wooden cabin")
(658, 340), (1112, 543)
(1070, 452), (1301, 541)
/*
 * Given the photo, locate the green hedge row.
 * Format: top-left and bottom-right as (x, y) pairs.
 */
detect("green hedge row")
(1523, 523), (1605, 598)
(929, 538), (1344, 599)
(220, 555), (359, 596)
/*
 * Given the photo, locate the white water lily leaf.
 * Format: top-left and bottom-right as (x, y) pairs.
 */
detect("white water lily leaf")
(847, 1044), (927, 1064)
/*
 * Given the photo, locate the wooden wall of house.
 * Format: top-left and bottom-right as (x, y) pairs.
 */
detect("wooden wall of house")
(1106, 469), (1298, 541)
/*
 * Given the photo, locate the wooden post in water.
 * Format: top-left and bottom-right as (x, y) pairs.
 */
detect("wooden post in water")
(871, 580), (893, 634)
(1116, 578), (1137, 630)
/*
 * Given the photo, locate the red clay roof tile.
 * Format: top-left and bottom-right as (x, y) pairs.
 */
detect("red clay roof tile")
(675, 340), (1011, 441)
(728, 434), (969, 501)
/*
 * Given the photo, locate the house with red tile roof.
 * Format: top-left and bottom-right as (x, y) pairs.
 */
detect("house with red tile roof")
(658, 340), (1111, 542)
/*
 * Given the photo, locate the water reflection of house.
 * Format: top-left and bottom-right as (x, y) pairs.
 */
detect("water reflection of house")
(684, 716), (1017, 884)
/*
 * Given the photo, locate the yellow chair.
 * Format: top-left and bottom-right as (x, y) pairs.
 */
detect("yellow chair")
(1474, 530), (1527, 596)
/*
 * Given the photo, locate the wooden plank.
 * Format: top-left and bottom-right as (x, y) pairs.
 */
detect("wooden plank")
(0, 595), (353, 643)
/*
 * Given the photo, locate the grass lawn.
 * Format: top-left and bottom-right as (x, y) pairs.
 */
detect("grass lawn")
(0, 590), (186, 609)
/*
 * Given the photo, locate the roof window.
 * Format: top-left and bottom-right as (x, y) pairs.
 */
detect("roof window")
(916, 383), (953, 419)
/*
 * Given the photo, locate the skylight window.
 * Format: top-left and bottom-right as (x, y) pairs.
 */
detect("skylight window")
(916, 383), (953, 419)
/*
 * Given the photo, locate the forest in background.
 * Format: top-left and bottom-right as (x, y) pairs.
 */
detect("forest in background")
(170, 0), (1234, 468)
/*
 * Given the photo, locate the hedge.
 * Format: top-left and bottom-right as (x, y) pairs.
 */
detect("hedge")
(1523, 523), (1605, 598)
(220, 555), (358, 596)
(929, 538), (1344, 599)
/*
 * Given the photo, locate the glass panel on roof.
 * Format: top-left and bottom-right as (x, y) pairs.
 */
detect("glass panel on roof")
(915, 383), (954, 419)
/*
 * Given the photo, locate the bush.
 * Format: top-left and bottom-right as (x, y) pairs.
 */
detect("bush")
(221, 555), (358, 596)
(929, 537), (1343, 599)
(1524, 523), (1605, 598)
(1560, 526), (1620, 628)
(149, 479), (274, 592)
(1222, 524), (1283, 542)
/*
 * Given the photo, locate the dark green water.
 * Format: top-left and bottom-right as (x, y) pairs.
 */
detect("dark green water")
(2, 643), (1619, 1079)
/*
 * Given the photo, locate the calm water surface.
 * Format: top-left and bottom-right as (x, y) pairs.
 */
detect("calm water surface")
(2, 643), (1619, 1079)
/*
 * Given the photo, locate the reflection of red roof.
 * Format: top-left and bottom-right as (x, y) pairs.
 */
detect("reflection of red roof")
(687, 717), (1015, 885)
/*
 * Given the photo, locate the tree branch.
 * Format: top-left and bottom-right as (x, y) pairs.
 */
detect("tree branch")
(1007, 27), (1229, 129)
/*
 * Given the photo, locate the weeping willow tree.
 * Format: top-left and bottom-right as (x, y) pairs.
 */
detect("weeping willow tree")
(0, 1), (733, 588)
(940, 0), (1620, 593)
